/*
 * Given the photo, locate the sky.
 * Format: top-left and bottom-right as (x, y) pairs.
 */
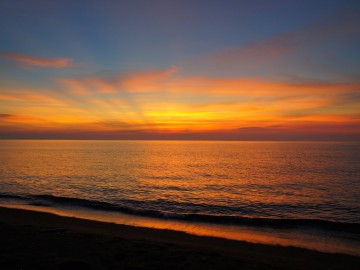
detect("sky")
(0, 0), (359, 140)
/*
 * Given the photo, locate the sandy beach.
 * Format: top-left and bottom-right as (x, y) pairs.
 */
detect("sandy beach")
(0, 206), (358, 269)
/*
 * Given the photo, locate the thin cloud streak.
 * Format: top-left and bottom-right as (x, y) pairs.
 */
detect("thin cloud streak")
(1, 122), (359, 141)
(205, 33), (299, 69)
(58, 68), (360, 97)
(0, 52), (74, 68)
(0, 113), (12, 118)
(194, 7), (360, 73)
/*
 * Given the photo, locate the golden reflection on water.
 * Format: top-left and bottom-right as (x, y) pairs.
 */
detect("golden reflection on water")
(1, 140), (356, 213)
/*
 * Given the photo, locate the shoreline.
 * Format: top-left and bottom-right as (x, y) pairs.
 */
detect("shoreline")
(1, 201), (359, 256)
(0, 206), (359, 269)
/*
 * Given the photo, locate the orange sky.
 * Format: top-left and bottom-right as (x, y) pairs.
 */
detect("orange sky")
(0, 1), (359, 140)
(1, 68), (359, 140)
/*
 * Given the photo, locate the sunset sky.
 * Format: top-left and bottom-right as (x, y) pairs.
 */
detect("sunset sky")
(0, 0), (359, 140)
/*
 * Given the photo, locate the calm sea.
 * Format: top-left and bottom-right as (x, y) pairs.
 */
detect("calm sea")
(0, 140), (359, 255)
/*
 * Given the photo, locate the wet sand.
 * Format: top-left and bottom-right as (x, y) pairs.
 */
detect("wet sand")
(0, 206), (358, 269)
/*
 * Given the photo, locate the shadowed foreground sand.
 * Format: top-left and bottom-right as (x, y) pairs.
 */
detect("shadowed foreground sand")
(0, 207), (358, 269)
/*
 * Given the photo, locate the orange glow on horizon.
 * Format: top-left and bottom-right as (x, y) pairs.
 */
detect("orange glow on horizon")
(0, 68), (359, 139)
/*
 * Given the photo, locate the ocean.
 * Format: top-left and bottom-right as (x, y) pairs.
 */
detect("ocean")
(0, 140), (359, 255)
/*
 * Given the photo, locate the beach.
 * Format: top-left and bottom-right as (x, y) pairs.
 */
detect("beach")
(0, 206), (358, 269)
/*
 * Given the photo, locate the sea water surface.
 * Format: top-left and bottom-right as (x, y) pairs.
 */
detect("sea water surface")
(0, 140), (359, 255)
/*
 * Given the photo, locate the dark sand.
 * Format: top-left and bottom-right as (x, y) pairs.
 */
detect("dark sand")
(0, 207), (358, 269)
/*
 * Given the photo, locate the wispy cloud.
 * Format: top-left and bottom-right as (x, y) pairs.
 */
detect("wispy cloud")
(195, 8), (360, 74)
(0, 52), (74, 68)
(205, 34), (299, 69)
(1, 66), (359, 138)
(0, 113), (12, 118)
(53, 68), (360, 131)
(57, 67), (360, 97)
(58, 66), (179, 95)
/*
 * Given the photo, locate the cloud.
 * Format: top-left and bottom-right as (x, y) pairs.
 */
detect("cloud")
(205, 33), (300, 69)
(58, 67), (359, 97)
(0, 87), (71, 106)
(1, 122), (359, 141)
(58, 66), (179, 95)
(0, 52), (73, 68)
(196, 7), (360, 73)
(1, 66), (359, 139)
(0, 113), (12, 118)
(238, 125), (284, 130)
(164, 77), (360, 97)
(52, 68), (360, 133)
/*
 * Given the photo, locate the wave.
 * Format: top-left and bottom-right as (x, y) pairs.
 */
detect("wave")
(1, 193), (359, 233)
